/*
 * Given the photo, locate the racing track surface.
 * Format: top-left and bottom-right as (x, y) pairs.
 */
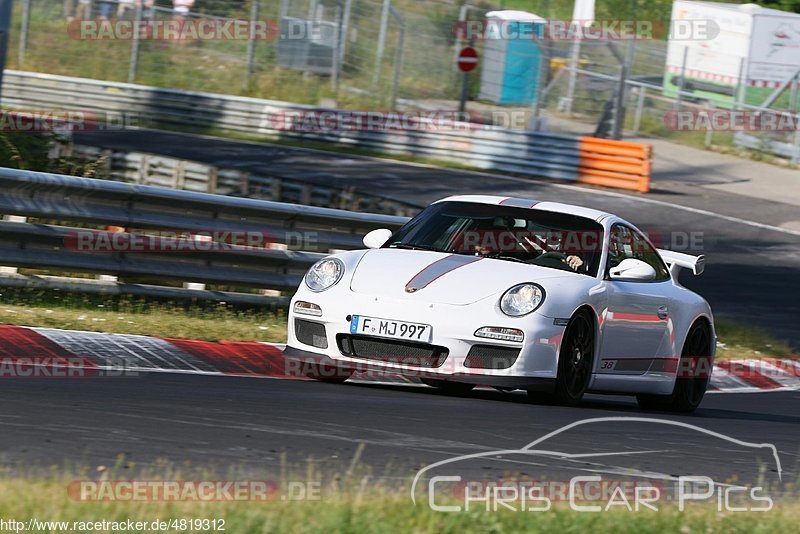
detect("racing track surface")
(0, 373), (796, 487)
(75, 129), (800, 349)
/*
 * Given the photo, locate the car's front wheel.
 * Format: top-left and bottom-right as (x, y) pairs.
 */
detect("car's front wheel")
(530, 310), (594, 406)
(421, 378), (475, 394)
(637, 321), (711, 413)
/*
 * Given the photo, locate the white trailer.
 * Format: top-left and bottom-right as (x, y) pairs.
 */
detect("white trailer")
(665, 1), (800, 104)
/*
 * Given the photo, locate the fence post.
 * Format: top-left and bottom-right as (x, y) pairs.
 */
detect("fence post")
(0, 0), (12, 104)
(704, 104), (714, 148)
(458, 36), (474, 114)
(389, 6), (404, 109)
(790, 72), (799, 165)
(128, 2), (143, 83)
(18, 0), (31, 66)
(735, 56), (746, 110)
(606, 42), (627, 140)
(632, 86), (646, 135)
(675, 46), (688, 111)
(562, 39), (580, 115)
(332, 0), (343, 94)
(373, 0), (391, 87)
(339, 0), (352, 64)
(244, 0), (260, 89)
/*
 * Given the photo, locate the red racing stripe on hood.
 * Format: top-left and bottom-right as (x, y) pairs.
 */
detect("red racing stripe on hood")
(405, 255), (483, 293)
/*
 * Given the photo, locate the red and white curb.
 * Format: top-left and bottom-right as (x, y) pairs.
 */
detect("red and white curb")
(0, 325), (797, 394)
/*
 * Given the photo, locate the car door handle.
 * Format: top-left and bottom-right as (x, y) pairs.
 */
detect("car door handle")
(657, 306), (669, 320)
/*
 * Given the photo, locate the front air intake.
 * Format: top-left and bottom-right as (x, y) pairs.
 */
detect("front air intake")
(295, 319), (328, 349)
(464, 345), (520, 369)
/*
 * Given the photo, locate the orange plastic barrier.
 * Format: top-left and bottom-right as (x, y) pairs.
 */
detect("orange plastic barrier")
(578, 137), (652, 193)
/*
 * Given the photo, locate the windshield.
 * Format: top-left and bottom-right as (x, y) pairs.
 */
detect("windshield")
(385, 201), (605, 276)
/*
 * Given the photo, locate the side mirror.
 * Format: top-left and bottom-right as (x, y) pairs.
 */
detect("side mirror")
(363, 228), (393, 249)
(609, 258), (656, 282)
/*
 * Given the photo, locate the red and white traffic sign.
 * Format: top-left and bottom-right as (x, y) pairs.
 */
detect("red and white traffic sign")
(457, 47), (479, 73)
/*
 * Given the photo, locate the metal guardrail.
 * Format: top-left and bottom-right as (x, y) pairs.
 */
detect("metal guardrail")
(2, 70), (652, 190)
(0, 167), (410, 305)
(57, 144), (422, 215)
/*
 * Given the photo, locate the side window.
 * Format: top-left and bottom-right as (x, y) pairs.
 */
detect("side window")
(607, 224), (670, 281)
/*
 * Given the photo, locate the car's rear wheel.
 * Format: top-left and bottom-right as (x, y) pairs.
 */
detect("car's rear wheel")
(636, 321), (711, 413)
(304, 363), (353, 384)
(531, 310), (594, 406)
(421, 378), (475, 394)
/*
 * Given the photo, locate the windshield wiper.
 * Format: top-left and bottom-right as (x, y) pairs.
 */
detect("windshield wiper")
(389, 242), (444, 252)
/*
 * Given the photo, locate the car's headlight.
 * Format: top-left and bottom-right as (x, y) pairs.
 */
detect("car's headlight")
(305, 258), (345, 292)
(500, 283), (545, 317)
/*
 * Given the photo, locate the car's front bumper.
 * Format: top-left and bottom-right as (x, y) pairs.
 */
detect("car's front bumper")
(285, 290), (568, 388)
(283, 346), (557, 390)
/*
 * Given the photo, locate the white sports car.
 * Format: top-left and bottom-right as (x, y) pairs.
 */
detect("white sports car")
(284, 196), (715, 412)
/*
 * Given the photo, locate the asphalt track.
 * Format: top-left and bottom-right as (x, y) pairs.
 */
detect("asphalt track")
(0, 372), (795, 490)
(75, 129), (800, 349)
(2, 129), (795, 493)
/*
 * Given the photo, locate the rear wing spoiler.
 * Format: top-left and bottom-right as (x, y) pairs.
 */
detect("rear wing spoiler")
(658, 249), (705, 276)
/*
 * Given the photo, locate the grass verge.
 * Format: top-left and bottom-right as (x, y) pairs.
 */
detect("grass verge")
(0, 474), (798, 533)
(714, 322), (797, 362)
(0, 287), (796, 361)
(0, 288), (286, 343)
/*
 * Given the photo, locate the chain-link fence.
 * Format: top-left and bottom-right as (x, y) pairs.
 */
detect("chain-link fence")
(6, 0), (800, 161)
(6, 0), (679, 109)
(8, 0), (485, 108)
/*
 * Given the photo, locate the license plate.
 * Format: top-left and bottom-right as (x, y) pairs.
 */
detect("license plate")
(349, 315), (432, 343)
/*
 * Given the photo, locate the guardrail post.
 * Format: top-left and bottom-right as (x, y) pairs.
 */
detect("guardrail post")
(259, 242), (288, 297)
(207, 167), (218, 194)
(240, 172), (251, 196)
(138, 155), (150, 184)
(174, 160), (186, 190)
(268, 177), (280, 200)
(0, 215), (25, 274)
(182, 234), (213, 291)
(300, 184), (312, 205)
